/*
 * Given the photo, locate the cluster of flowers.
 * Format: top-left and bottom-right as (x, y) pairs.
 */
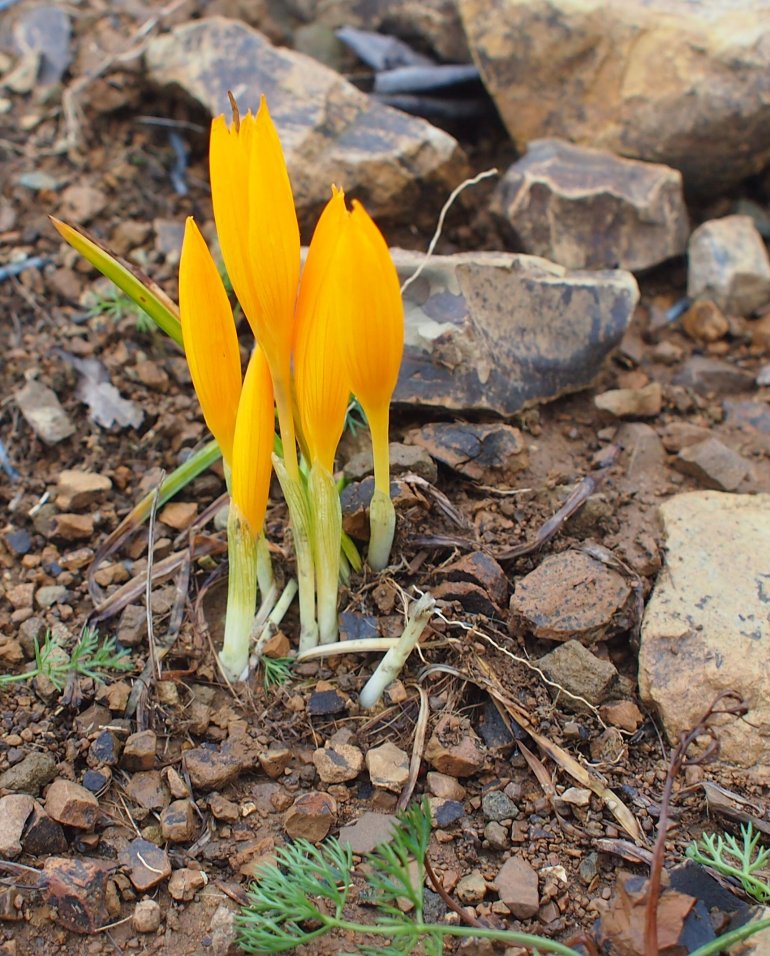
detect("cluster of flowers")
(179, 98), (404, 681)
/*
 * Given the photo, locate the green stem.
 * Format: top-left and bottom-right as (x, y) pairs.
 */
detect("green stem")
(309, 462), (341, 645)
(219, 503), (259, 681)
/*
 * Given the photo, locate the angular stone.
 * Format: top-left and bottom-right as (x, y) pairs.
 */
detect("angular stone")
(456, 870), (487, 904)
(15, 379), (75, 445)
(55, 469), (112, 510)
(675, 438), (750, 492)
(21, 802), (67, 856)
(88, 730), (122, 768)
(482, 790), (518, 822)
(459, 0), (770, 193)
(117, 604), (147, 646)
(428, 797), (465, 827)
(122, 731), (156, 772)
(0, 794), (34, 859)
(393, 249), (638, 415)
(495, 856), (539, 919)
(344, 441), (438, 483)
(45, 779), (99, 830)
(184, 743), (251, 791)
(0, 751), (57, 795)
(431, 580), (497, 617)
(538, 641), (620, 711)
(595, 382), (662, 419)
(283, 791), (337, 843)
(426, 771), (466, 801)
(338, 811), (397, 854)
(639, 492), (770, 765)
(121, 838), (171, 891)
(51, 513), (93, 542)
(158, 501), (197, 531)
(160, 799), (197, 843)
(688, 216), (770, 316)
(424, 715), (486, 777)
(42, 857), (111, 934)
(365, 742), (410, 793)
(133, 898), (161, 933)
(600, 700), (644, 733)
(681, 300), (729, 344)
(168, 867), (207, 901)
(313, 742), (364, 784)
(441, 552), (508, 607)
(58, 185), (107, 225)
(494, 139), (688, 271)
(258, 746), (292, 780)
(509, 550), (636, 644)
(125, 771), (169, 812)
(208, 794), (239, 822)
(673, 356), (755, 396)
(145, 18), (464, 225)
(307, 689), (348, 717)
(406, 421), (527, 481)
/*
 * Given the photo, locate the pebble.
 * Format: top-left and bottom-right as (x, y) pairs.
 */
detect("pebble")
(88, 730), (122, 767)
(307, 688), (348, 717)
(484, 821), (509, 850)
(158, 501), (197, 530)
(687, 215), (770, 316)
(675, 437), (750, 491)
(42, 857), (111, 934)
(424, 715), (487, 777)
(495, 857), (540, 919)
(428, 798), (465, 827)
(168, 867), (207, 901)
(81, 770), (110, 794)
(456, 870), (488, 904)
(673, 355), (755, 395)
(117, 604), (147, 646)
(406, 421), (528, 482)
(600, 700), (644, 732)
(594, 382), (662, 418)
(365, 742), (410, 793)
(133, 899), (161, 933)
(122, 730), (157, 771)
(160, 799), (197, 843)
(209, 794), (239, 822)
(313, 742), (364, 784)
(426, 771), (466, 801)
(51, 513), (93, 541)
(538, 641), (620, 711)
(0, 794), (35, 859)
(283, 791), (337, 843)
(15, 379), (75, 445)
(258, 746), (292, 780)
(560, 787), (591, 807)
(35, 585), (69, 608)
(440, 551), (509, 608)
(338, 812), (397, 854)
(482, 790), (518, 822)
(58, 185), (107, 225)
(579, 852), (600, 885)
(125, 771), (169, 811)
(55, 469), (112, 510)
(45, 779), (99, 830)
(22, 802), (67, 856)
(4, 529), (31, 556)
(120, 838), (171, 891)
(74, 704), (111, 736)
(681, 300), (729, 343)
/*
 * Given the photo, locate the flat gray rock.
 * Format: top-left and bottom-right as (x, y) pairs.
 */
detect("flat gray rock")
(394, 250), (638, 415)
(638, 491), (770, 766)
(494, 139), (689, 271)
(15, 379), (75, 445)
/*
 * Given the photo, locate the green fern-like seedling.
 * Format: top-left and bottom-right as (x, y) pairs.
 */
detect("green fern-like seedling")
(687, 823), (770, 904)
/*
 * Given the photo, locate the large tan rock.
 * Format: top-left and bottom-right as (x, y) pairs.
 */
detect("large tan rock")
(393, 249), (638, 415)
(638, 492), (770, 766)
(145, 17), (465, 225)
(459, 0), (770, 192)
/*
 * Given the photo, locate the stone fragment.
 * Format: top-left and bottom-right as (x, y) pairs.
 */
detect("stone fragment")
(426, 771), (466, 801)
(440, 552), (508, 607)
(673, 356), (755, 396)
(133, 898), (161, 933)
(482, 790), (518, 822)
(338, 812), (397, 854)
(594, 382), (662, 419)
(45, 779), (99, 830)
(494, 139), (688, 271)
(307, 689), (348, 717)
(209, 793), (239, 822)
(42, 857), (111, 934)
(145, 18), (464, 225)
(681, 300), (729, 343)
(344, 441), (438, 483)
(484, 821), (509, 850)
(0, 794), (34, 859)
(428, 797), (465, 827)
(538, 641), (620, 711)
(258, 746), (292, 780)
(688, 216), (770, 316)
(122, 730), (156, 771)
(458, 0), (770, 192)
(117, 604), (147, 646)
(21, 802), (67, 856)
(160, 799), (197, 843)
(15, 379), (75, 444)
(393, 249), (638, 415)
(168, 867), (207, 901)
(58, 185), (107, 225)
(35, 584), (69, 607)
(283, 791), (337, 843)
(366, 742), (410, 793)
(495, 856), (539, 919)
(600, 701), (644, 733)
(406, 421), (528, 481)
(0, 751), (57, 794)
(750, 313), (770, 353)
(313, 741), (364, 784)
(55, 470), (112, 510)
(121, 838), (171, 891)
(51, 512), (93, 542)
(617, 422), (666, 483)
(639, 492), (770, 765)
(74, 704), (111, 736)
(675, 438), (750, 491)
(456, 870), (487, 904)
(88, 730), (122, 768)
(430, 580), (497, 617)
(509, 551), (635, 644)
(125, 772), (169, 812)
(424, 715), (486, 777)
(158, 501), (197, 531)
(184, 743), (251, 791)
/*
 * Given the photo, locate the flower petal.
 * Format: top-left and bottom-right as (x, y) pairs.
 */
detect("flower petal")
(231, 345), (275, 538)
(179, 217), (242, 466)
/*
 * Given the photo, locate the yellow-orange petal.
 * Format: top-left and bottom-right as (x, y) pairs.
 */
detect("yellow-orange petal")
(338, 200), (404, 413)
(178, 217), (242, 466)
(231, 345), (275, 538)
(293, 189), (350, 471)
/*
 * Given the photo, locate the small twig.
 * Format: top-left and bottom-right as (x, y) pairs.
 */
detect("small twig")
(424, 853), (483, 929)
(397, 684), (429, 811)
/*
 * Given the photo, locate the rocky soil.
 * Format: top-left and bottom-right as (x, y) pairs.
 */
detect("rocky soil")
(1, 1), (769, 955)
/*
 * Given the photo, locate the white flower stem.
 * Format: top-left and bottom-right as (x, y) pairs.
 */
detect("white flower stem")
(358, 593), (435, 709)
(256, 531), (274, 598)
(218, 502), (259, 682)
(309, 462), (341, 645)
(272, 453), (318, 653)
(367, 487), (396, 572)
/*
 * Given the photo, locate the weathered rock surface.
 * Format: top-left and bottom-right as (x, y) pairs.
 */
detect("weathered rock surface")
(0, 794), (34, 859)
(459, 0), (770, 192)
(283, 791), (337, 842)
(0, 751), (57, 794)
(405, 421), (528, 481)
(509, 551), (636, 644)
(55, 469), (112, 510)
(183, 743), (250, 791)
(688, 216), (770, 316)
(424, 715), (486, 777)
(120, 838), (171, 891)
(45, 779), (99, 830)
(495, 856), (539, 919)
(145, 18), (465, 224)
(133, 899), (161, 933)
(595, 382), (662, 419)
(393, 249), (638, 415)
(675, 438), (750, 491)
(15, 379), (75, 444)
(42, 857), (112, 934)
(538, 641), (620, 712)
(638, 492), (770, 766)
(313, 741), (364, 784)
(494, 139), (688, 271)
(338, 812), (397, 854)
(366, 742), (410, 793)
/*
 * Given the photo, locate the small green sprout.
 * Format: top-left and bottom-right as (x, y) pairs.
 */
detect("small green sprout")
(687, 823), (770, 904)
(87, 285), (154, 333)
(261, 656), (293, 690)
